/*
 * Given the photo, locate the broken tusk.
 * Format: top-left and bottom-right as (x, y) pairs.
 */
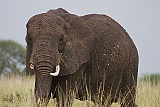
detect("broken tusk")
(50, 65), (60, 76)
(30, 64), (34, 69)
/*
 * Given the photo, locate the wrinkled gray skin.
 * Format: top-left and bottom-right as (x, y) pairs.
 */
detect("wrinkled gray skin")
(26, 8), (138, 107)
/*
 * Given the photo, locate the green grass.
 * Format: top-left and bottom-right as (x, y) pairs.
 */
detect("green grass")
(0, 75), (160, 107)
(140, 74), (160, 85)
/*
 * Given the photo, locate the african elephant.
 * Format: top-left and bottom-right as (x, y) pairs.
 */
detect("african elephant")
(26, 8), (138, 107)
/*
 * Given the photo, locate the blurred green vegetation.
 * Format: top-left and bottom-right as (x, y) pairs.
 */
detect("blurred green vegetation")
(140, 74), (160, 85)
(0, 39), (26, 75)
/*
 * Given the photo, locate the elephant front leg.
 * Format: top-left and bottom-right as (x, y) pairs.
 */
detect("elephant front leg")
(56, 85), (75, 107)
(56, 86), (65, 107)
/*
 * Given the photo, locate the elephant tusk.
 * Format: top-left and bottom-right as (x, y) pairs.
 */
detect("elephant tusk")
(30, 64), (34, 69)
(50, 65), (60, 76)
(37, 98), (40, 104)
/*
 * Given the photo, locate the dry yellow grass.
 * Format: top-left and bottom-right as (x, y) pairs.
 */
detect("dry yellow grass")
(0, 76), (35, 107)
(136, 81), (160, 107)
(0, 76), (159, 107)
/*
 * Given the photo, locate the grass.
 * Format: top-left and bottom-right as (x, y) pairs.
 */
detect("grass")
(0, 75), (160, 107)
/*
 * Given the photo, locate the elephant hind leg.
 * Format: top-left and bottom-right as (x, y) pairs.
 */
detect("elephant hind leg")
(120, 80), (137, 107)
(120, 66), (138, 107)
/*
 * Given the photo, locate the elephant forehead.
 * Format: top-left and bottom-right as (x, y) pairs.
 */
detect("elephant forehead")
(27, 14), (64, 32)
(27, 20), (64, 37)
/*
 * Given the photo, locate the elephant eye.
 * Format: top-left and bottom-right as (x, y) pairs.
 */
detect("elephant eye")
(27, 34), (33, 44)
(28, 37), (32, 41)
(28, 36), (32, 43)
(60, 38), (63, 42)
(59, 35), (64, 42)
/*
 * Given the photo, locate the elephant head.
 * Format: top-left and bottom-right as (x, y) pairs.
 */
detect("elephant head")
(26, 8), (94, 104)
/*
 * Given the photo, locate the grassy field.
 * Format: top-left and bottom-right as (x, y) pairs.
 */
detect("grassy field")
(0, 76), (160, 107)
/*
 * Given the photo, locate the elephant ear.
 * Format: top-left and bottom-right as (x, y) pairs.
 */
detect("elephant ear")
(26, 38), (35, 75)
(58, 14), (94, 76)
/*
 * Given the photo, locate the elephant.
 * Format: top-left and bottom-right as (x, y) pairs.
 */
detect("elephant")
(26, 8), (138, 107)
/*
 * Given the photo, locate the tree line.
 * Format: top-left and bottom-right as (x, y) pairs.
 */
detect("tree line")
(0, 39), (25, 75)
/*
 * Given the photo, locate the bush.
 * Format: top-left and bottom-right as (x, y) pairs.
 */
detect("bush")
(140, 74), (160, 85)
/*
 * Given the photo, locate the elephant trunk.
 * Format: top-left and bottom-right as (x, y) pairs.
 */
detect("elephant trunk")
(34, 55), (53, 104)
(33, 39), (60, 104)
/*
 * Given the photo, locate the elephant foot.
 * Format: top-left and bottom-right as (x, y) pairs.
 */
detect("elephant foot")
(120, 98), (137, 107)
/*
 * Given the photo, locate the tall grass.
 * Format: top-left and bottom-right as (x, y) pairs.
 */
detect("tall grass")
(0, 76), (35, 107)
(0, 75), (160, 107)
(136, 81), (160, 107)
